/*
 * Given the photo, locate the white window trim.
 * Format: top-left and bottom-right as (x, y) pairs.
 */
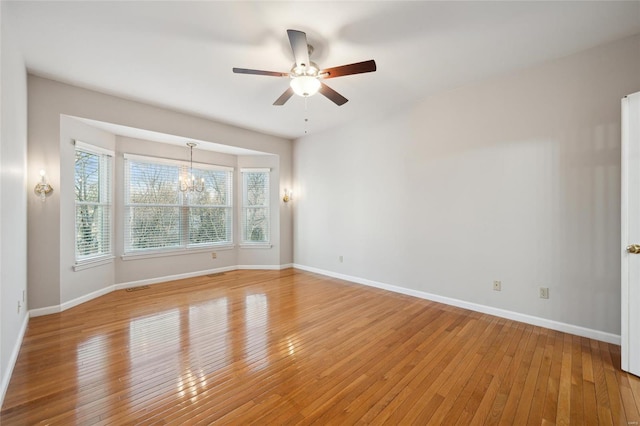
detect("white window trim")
(74, 140), (114, 267)
(240, 167), (271, 173)
(75, 140), (114, 157)
(241, 168), (271, 245)
(124, 153), (234, 172)
(121, 244), (234, 261)
(73, 255), (115, 271)
(239, 243), (273, 249)
(123, 153), (234, 254)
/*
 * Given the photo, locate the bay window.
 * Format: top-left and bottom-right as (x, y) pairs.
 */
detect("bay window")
(124, 154), (233, 254)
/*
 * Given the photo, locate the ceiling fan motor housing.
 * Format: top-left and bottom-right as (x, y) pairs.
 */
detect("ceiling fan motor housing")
(291, 60), (319, 77)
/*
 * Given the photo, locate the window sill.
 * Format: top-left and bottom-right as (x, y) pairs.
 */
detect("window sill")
(239, 243), (272, 249)
(121, 245), (234, 261)
(73, 255), (115, 271)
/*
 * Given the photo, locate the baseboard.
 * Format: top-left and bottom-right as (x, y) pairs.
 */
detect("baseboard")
(29, 264), (288, 317)
(237, 264), (293, 270)
(30, 284), (117, 317)
(114, 265), (238, 290)
(29, 305), (62, 317)
(0, 312), (29, 406)
(61, 285), (116, 311)
(293, 263), (621, 345)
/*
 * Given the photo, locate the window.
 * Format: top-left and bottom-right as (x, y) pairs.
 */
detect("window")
(124, 154), (233, 254)
(75, 141), (113, 263)
(241, 168), (270, 244)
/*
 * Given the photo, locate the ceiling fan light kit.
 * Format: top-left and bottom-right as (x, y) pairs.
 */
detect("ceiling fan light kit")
(290, 75), (321, 97)
(233, 29), (377, 106)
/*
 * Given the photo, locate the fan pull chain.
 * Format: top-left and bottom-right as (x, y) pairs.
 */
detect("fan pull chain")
(304, 97), (309, 134)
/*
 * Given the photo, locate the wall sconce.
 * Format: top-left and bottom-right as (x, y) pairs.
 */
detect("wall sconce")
(283, 188), (292, 203)
(34, 169), (53, 201)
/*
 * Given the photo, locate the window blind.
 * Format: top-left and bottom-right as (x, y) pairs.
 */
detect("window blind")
(124, 154), (233, 253)
(241, 169), (270, 244)
(74, 141), (113, 261)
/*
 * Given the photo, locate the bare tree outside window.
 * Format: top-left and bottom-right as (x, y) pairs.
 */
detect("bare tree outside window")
(242, 171), (269, 243)
(75, 147), (111, 260)
(127, 161), (180, 250)
(189, 170), (232, 245)
(124, 156), (233, 253)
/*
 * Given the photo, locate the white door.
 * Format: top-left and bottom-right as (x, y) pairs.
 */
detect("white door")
(622, 91), (640, 377)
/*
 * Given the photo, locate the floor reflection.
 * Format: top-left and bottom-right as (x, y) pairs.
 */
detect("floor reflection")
(124, 298), (234, 409)
(77, 334), (108, 385)
(189, 297), (229, 375)
(3, 270), (310, 423)
(129, 308), (180, 360)
(75, 333), (116, 423)
(119, 280), (293, 416)
(126, 308), (182, 411)
(76, 334), (109, 404)
(245, 293), (269, 371)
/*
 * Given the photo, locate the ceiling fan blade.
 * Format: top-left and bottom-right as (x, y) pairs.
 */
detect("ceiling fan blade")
(319, 82), (348, 106)
(320, 60), (377, 79)
(287, 29), (310, 68)
(233, 68), (289, 77)
(273, 87), (295, 106)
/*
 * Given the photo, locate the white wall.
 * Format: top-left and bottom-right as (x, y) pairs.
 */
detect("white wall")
(28, 76), (293, 310)
(0, 3), (28, 403)
(294, 35), (640, 336)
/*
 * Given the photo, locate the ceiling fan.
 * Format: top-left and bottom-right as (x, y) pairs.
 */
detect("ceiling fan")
(233, 29), (377, 106)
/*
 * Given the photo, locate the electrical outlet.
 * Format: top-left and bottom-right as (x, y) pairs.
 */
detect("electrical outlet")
(339, 255), (344, 263)
(539, 287), (549, 299)
(493, 280), (501, 291)
(211, 252), (217, 259)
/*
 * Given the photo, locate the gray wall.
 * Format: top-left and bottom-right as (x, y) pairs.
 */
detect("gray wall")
(294, 35), (640, 336)
(28, 76), (293, 310)
(0, 3), (28, 401)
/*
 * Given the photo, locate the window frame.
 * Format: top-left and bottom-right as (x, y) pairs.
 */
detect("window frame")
(73, 141), (114, 268)
(240, 168), (271, 248)
(123, 153), (234, 257)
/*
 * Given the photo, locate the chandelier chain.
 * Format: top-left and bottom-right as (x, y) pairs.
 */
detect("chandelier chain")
(179, 142), (205, 193)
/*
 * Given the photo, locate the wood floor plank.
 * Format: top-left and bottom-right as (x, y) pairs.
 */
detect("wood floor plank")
(555, 333), (573, 425)
(512, 331), (547, 424)
(374, 316), (499, 424)
(496, 326), (541, 425)
(467, 346), (514, 426)
(1, 269), (639, 424)
(591, 338), (615, 426)
(569, 335), (585, 425)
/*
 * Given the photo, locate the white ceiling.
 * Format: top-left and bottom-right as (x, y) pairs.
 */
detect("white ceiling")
(6, 1), (640, 140)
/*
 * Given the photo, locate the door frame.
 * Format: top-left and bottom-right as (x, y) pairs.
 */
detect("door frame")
(621, 91), (640, 376)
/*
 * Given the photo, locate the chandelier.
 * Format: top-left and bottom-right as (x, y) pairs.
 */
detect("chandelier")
(179, 142), (204, 193)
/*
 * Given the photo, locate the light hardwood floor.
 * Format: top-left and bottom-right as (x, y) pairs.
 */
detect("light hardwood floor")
(1, 269), (639, 424)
